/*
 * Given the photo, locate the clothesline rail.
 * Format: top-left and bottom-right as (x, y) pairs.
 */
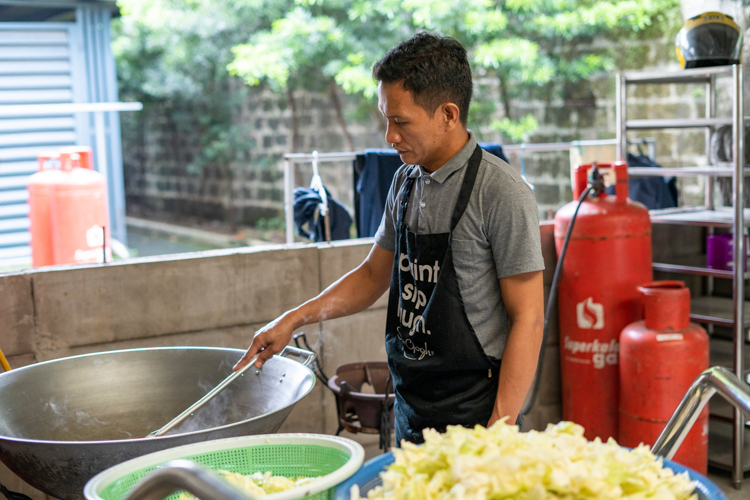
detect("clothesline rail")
(282, 137), (657, 243)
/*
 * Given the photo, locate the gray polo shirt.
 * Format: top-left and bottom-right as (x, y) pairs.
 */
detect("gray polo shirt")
(375, 131), (544, 361)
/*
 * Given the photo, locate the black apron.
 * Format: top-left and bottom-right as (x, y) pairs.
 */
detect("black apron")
(385, 145), (500, 444)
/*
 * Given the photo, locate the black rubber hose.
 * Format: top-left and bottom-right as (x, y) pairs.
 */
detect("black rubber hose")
(292, 332), (330, 385)
(520, 185), (595, 416)
(0, 483), (32, 500)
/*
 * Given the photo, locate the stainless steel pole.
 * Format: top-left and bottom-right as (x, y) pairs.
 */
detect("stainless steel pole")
(284, 159), (294, 244)
(732, 63), (745, 489)
(706, 76), (716, 334)
(652, 367), (750, 460)
(616, 74), (624, 161)
(706, 75), (715, 210)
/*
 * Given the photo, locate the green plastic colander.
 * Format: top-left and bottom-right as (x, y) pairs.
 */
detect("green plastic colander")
(84, 434), (365, 500)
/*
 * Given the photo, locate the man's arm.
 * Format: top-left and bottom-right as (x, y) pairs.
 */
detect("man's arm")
(234, 243), (395, 370)
(488, 270), (544, 427)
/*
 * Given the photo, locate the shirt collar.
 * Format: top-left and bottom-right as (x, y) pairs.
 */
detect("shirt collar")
(407, 130), (478, 183)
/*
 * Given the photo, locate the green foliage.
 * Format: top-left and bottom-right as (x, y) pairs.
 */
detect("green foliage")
(226, 0), (681, 141)
(229, 8), (346, 91)
(113, 0), (290, 179)
(114, 0), (682, 166)
(492, 114), (540, 142)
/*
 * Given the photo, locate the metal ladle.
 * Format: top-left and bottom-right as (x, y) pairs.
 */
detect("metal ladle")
(146, 354), (259, 438)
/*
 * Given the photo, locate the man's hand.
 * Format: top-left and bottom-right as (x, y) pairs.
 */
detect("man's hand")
(233, 314), (297, 371)
(233, 243), (394, 372)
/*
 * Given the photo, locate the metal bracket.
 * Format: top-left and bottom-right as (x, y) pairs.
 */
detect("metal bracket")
(279, 345), (316, 367)
(123, 460), (252, 500)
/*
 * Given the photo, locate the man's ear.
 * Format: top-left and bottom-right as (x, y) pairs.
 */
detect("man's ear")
(441, 102), (461, 130)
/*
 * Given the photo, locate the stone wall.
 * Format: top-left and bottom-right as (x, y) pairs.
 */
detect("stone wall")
(122, 86), (381, 227)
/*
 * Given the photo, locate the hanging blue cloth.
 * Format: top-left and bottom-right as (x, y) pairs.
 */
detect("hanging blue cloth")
(353, 143), (508, 238)
(293, 186), (353, 242)
(477, 143), (509, 164)
(605, 152), (678, 209)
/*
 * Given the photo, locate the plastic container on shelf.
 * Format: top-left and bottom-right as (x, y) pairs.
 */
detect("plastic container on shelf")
(707, 232), (748, 271)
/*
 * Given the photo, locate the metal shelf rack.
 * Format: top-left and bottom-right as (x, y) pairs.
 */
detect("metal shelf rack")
(616, 64), (747, 486)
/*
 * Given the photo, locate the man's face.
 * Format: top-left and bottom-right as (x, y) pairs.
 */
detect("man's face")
(377, 81), (445, 168)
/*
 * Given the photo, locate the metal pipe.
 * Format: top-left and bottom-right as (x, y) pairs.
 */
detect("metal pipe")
(123, 460), (251, 500)
(285, 152), (360, 162)
(281, 138), (658, 162)
(627, 117), (732, 129)
(623, 65), (732, 84)
(731, 63), (745, 489)
(0, 102), (143, 116)
(284, 159), (294, 245)
(705, 76), (715, 210)
(652, 367), (750, 461)
(616, 73), (624, 161)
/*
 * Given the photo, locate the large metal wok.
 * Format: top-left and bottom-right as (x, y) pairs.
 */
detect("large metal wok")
(0, 346), (316, 500)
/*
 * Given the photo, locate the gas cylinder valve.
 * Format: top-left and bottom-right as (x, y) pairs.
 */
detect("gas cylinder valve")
(587, 162), (606, 197)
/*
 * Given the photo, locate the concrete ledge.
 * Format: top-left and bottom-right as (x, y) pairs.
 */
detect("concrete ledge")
(126, 216), (269, 248)
(0, 274), (33, 357)
(31, 247), (320, 348)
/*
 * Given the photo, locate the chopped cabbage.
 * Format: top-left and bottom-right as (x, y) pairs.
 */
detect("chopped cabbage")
(355, 420), (698, 500)
(176, 470), (316, 499)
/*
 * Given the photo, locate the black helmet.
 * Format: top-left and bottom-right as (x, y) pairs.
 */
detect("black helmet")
(675, 11), (742, 69)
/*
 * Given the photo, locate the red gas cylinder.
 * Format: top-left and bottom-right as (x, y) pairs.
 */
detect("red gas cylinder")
(28, 153), (64, 267)
(619, 281), (709, 474)
(556, 162), (652, 442)
(49, 151), (111, 265)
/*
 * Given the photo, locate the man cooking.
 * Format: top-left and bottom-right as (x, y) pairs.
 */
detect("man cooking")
(234, 32), (545, 445)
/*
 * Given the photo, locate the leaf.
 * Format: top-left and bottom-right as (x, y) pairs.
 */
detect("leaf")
(491, 114), (540, 142)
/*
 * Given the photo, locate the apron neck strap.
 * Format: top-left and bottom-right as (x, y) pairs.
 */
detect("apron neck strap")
(396, 145), (483, 230)
(396, 167), (417, 225)
(450, 145), (482, 232)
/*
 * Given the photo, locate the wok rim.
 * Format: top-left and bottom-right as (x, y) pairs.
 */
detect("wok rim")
(0, 346), (316, 446)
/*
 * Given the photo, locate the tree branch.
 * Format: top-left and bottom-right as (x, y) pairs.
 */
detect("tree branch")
(328, 79), (355, 151)
(498, 73), (513, 121)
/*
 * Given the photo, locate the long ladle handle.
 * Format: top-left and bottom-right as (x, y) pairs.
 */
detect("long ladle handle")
(146, 354), (259, 438)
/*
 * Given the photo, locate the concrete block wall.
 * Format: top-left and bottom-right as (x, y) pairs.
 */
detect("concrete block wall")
(124, 33), (713, 225)
(123, 87), (379, 224)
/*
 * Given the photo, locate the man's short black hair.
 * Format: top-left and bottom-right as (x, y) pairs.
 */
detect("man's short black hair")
(373, 32), (472, 125)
